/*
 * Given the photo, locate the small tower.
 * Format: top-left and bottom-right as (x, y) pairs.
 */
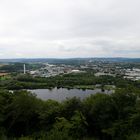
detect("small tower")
(24, 64), (26, 74)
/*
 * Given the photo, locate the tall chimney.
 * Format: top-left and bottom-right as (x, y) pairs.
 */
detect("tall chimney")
(24, 64), (26, 74)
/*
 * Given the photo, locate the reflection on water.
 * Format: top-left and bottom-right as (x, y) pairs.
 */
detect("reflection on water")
(29, 88), (113, 101)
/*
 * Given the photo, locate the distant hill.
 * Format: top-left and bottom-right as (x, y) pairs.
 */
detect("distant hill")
(0, 58), (140, 64)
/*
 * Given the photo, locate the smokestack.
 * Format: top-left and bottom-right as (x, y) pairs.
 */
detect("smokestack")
(24, 64), (26, 74)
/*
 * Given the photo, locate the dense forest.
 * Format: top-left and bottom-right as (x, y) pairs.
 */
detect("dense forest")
(0, 89), (140, 140)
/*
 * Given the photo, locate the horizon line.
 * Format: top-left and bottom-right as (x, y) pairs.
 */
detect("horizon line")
(0, 57), (140, 59)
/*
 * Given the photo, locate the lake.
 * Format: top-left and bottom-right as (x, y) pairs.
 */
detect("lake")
(29, 88), (113, 101)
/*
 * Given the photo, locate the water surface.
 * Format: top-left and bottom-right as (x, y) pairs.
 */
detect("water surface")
(29, 88), (113, 101)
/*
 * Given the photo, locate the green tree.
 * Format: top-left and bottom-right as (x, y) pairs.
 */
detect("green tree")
(4, 91), (42, 137)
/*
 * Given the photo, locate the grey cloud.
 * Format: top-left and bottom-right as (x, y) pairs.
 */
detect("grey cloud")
(0, 0), (140, 58)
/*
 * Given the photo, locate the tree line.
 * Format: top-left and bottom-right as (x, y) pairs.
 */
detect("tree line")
(0, 89), (140, 140)
(1, 72), (140, 91)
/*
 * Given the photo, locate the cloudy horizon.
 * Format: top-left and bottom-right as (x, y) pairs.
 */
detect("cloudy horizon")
(0, 0), (140, 58)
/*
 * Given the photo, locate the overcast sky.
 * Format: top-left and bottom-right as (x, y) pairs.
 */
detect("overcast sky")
(0, 0), (140, 58)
